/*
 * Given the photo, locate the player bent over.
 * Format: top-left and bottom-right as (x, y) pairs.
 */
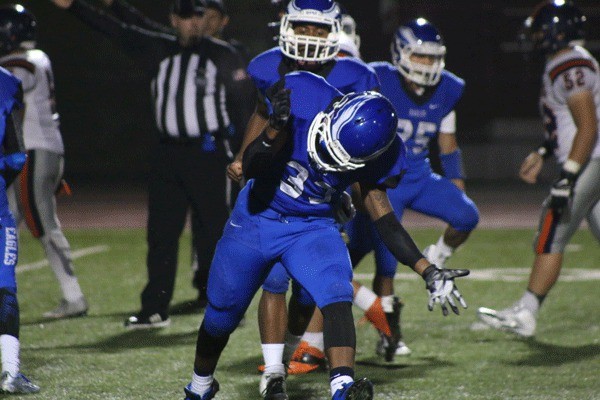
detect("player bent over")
(183, 71), (470, 400)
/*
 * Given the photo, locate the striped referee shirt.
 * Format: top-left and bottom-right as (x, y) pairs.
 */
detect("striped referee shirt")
(68, 0), (251, 143)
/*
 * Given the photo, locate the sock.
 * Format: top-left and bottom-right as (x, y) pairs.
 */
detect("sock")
(330, 366), (354, 396)
(0, 335), (19, 376)
(520, 290), (541, 314)
(381, 295), (395, 313)
(353, 286), (377, 311)
(436, 235), (454, 258)
(302, 331), (324, 352)
(282, 332), (302, 364)
(190, 372), (214, 396)
(261, 343), (285, 375)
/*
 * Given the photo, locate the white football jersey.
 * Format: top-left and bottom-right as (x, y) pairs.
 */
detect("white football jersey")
(0, 49), (64, 154)
(540, 46), (600, 164)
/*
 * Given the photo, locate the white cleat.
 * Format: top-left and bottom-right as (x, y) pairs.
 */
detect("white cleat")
(476, 304), (537, 337)
(376, 338), (412, 357)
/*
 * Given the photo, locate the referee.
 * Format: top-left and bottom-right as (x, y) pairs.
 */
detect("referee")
(51, 0), (253, 328)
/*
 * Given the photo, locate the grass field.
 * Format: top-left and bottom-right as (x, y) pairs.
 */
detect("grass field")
(14, 228), (600, 400)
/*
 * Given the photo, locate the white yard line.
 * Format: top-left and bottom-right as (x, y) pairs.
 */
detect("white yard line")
(17, 245), (110, 273)
(355, 267), (600, 282)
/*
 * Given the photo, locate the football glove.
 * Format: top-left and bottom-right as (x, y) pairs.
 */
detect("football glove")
(422, 265), (469, 316)
(549, 168), (578, 214)
(333, 191), (356, 224)
(268, 88), (291, 130)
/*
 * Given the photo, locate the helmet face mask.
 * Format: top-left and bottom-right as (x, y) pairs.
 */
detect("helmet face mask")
(0, 4), (36, 56)
(279, 0), (341, 63)
(523, 0), (586, 55)
(391, 18), (446, 87)
(307, 92), (398, 172)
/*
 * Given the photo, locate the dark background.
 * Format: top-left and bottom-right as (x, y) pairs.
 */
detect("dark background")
(9, 0), (600, 183)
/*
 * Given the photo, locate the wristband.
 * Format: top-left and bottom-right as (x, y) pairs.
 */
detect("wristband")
(440, 149), (465, 180)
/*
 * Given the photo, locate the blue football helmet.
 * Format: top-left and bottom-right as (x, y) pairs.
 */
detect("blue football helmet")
(524, 0), (585, 54)
(308, 91), (398, 172)
(279, 0), (341, 63)
(0, 4), (36, 56)
(391, 18), (446, 86)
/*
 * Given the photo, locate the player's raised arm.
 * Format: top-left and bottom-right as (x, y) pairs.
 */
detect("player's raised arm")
(360, 183), (469, 316)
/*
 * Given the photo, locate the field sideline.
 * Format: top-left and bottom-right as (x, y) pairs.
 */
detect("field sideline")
(14, 226), (600, 400)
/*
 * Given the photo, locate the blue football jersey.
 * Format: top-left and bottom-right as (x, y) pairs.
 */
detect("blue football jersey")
(250, 71), (406, 218)
(0, 67), (21, 145)
(369, 62), (464, 179)
(247, 47), (380, 114)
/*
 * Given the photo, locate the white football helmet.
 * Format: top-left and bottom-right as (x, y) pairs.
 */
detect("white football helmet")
(279, 0), (341, 63)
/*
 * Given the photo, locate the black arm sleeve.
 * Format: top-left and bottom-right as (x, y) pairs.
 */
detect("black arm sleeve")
(373, 212), (424, 269)
(68, 0), (176, 65)
(110, 0), (174, 34)
(242, 130), (276, 179)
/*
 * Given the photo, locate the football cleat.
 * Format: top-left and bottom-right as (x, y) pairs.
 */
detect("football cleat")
(362, 297), (392, 337)
(376, 337), (412, 357)
(0, 371), (40, 394)
(332, 378), (374, 400)
(43, 297), (88, 319)
(287, 341), (327, 374)
(476, 303), (537, 337)
(184, 379), (219, 400)
(381, 297), (405, 362)
(124, 312), (170, 329)
(259, 373), (288, 400)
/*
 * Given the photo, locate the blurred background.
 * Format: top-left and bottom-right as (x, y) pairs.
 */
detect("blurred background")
(11, 0), (600, 185)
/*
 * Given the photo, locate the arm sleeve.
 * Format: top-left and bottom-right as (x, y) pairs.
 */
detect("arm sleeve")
(68, 0), (176, 57)
(242, 130), (276, 179)
(373, 212), (423, 269)
(109, 0), (174, 34)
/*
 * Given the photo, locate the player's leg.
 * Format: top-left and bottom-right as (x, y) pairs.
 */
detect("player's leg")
(410, 173), (479, 268)
(478, 159), (600, 337)
(19, 150), (88, 318)
(0, 211), (39, 394)
(585, 197), (600, 241)
(188, 150), (231, 308)
(127, 146), (189, 328)
(282, 220), (373, 399)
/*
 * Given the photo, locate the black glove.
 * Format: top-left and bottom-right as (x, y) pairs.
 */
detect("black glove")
(549, 168), (578, 214)
(422, 265), (470, 316)
(268, 88), (291, 130)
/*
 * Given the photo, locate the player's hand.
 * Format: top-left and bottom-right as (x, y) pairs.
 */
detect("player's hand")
(227, 160), (243, 182)
(519, 151), (543, 184)
(422, 265), (469, 316)
(268, 88), (291, 130)
(50, 0), (74, 9)
(333, 191), (356, 224)
(548, 168), (577, 214)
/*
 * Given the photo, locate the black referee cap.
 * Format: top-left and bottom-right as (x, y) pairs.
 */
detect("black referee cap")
(205, 0), (227, 15)
(172, 0), (205, 17)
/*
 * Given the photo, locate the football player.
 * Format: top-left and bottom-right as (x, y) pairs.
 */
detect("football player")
(225, 0), (406, 393)
(0, 60), (39, 393)
(344, 18), (480, 359)
(0, 4), (89, 319)
(477, 0), (600, 337)
(183, 70), (470, 400)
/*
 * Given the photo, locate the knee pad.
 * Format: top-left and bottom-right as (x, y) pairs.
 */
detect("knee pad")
(0, 288), (19, 338)
(322, 302), (355, 350)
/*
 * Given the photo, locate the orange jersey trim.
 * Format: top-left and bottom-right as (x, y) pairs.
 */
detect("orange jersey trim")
(549, 58), (596, 83)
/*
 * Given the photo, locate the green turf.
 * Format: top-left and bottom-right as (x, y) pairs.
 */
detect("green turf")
(13, 228), (600, 399)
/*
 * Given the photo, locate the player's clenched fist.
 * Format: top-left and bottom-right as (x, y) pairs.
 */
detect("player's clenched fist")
(227, 160), (243, 182)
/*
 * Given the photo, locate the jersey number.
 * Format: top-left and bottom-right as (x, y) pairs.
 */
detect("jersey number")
(397, 119), (437, 154)
(562, 68), (585, 91)
(280, 161), (334, 204)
